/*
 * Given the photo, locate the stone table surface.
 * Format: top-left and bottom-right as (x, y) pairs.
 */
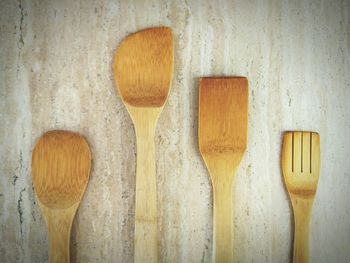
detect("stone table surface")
(1, 0), (349, 262)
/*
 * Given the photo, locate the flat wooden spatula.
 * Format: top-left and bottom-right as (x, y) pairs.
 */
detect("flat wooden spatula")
(199, 77), (248, 263)
(32, 130), (91, 263)
(114, 27), (174, 262)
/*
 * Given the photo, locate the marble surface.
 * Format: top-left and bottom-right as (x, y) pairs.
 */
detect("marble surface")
(1, 0), (349, 262)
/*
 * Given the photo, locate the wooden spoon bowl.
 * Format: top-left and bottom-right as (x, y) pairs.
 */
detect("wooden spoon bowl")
(32, 130), (91, 263)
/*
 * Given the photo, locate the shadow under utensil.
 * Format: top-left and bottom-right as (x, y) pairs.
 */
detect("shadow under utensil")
(192, 77), (200, 153)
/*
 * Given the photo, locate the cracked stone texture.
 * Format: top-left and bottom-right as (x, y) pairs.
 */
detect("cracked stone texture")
(0, 0), (349, 262)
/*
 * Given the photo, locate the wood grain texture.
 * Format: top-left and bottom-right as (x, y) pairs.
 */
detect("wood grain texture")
(114, 27), (174, 107)
(199, 77), (248, 156)
(0, 0), (350, 262)
(114, 27), (174, 263)
(32, 131), (91, 263)
(199, 77), (248, 263)
(282, 131), (321, 263)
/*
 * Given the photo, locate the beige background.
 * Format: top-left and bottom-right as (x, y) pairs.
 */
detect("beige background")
(1, 0), (349, 262)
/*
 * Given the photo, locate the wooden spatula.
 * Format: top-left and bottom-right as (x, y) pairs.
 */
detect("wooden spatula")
(32, 130), (91, 263)
(199, 77), (248, 263)
(114, 27), (174, 262)
(282, 131), (321, 263)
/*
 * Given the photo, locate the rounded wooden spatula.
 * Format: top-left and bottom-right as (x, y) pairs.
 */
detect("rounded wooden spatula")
(32, 130), (91, 263)
(114, 27), (174, 262)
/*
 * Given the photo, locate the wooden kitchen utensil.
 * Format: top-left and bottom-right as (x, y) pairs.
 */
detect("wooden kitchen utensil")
(199, 77), (248, 263)
(32, 130), (91, 263)
(282, 131), (320, 263)
(113, 27), (174, 262)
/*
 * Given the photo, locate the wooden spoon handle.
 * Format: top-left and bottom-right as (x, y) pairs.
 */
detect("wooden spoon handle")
(213, 181), (234, 263)
(42, 205), (77, 263)
(134, 123), (158, 263)
(292, 199), (313, 263)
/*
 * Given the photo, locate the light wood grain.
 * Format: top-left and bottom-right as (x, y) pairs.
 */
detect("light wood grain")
(199, 77), (248, 263)
(282, 131), (321, 263)
(114, 27), (174, 263)
(32, 131), (92, 263)
(1, 0), (350, 262)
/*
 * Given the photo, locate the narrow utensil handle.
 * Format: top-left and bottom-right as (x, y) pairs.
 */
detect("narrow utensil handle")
(44, 206), (76, 263)
(213, 181), (234, 263)
(134, 123), (158, 263)
(292, 198), (313, 263)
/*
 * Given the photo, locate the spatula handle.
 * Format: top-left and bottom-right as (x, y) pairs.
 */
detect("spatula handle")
(213, 181), (234, 263)
(292, 198), (313, 263)
(134, 123), (158, 263)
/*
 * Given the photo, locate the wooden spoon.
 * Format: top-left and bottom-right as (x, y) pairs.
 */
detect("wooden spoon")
(199, 77), (248, 263)
(32, 130), (92, 263)
(114, 27), (174, 262)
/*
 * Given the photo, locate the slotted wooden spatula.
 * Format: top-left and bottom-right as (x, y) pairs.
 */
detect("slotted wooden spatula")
(199, 77), (248, 263)
(32, 130), (91, 263)
(114, 27), (174, 262)
(282, 131), (321, 263)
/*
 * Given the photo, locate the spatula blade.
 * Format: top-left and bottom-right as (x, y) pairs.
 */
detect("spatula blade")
(199, 77), (248, 156)
(114, 27), (174, 107)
